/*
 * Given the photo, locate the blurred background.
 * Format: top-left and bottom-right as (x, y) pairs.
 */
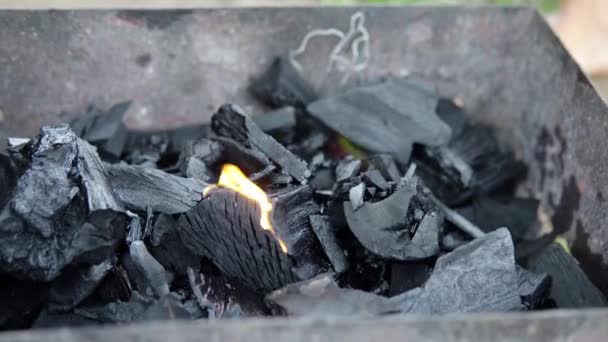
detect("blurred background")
(4, 0), (608, 98)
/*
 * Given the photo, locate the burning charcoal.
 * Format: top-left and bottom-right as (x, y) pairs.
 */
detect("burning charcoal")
(48, 260), (113, 313)
(213, 137), (270, 176)
(187, 268), (269, 318)
(528, 243), (606, 308)
(249, 56), (317, 109)
(127, 241), (170, 297)
(389, 262), (430, 296)
(310, 215), (349, 273)
(106, 163), (206, 215)
(401, 228), (550, 314)
(369, 154), (401, 182)
(0, 274), (48, 330)
(266, 274), (402, 317)
(344, 177), (441, 260)
(335, 157), (362, 183)
(253, 106), (297, 133)
(177, 188), (299, 290)
(0, 125), (126, 281)
(70, 102), (131, 158)
(362, 169), (390, 191)
(148, 213), (200, 275)
(126, 212), (143, 245)
(307, 78), (451, 163)
(458, 196), (540, 242)
(212, 104), (310, 183)
(349, 183), (366, 211)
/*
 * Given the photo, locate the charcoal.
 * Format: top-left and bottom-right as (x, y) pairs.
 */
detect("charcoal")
(213, 137), (270, 176)
(516, 266), (552, 309)
(249, 56), (317, 109)
(187, 268), (269, 318)
(253, 106), (297, 133)
(184, 157), (211, 181)
(70, 102), (131, 158)
(401, 228), (550, 314)
(266, 274), (402, 317)
(458, 196), (540, 242)
(106, 163), (206, 215)
(95, 266), (133, 302)
(389, 263), (430, 296)
(309, 168), (335, 192)
(367, 187), (377, 197)
(177, 188), (299, 290)
(48, 260), (113, 313)
(0, 153), (16, 209)
(344, 178), (441, 261)
(307, 78), (451, 163)
(212, 104), (310, 183)
(0, 125), (126, 281)
(141, 293), (204, 321)
(178, 138), (222, 181)
(125, 124), (210, 158)
(528, 243), (606, 308)
(0, 274), (48, 330)
(335, 158), (362, 183)
(148, 213), (200, 275)
(73, 291), (154, 324)
(440, 229), (469, 251)
(348, 183), (366, 211)
(127, 241), (170, 297)
(33, 310), (96, 329)
(424, 187), (486, 238)
(419, 146), (473, 189)
(7, 137), (31, 148)
(309, 215), (349, 273)
(368, 154), (401, 182)
(362, 169), (390, 191)
(288, 131), (328, 158)
(126, 212), (143, 245)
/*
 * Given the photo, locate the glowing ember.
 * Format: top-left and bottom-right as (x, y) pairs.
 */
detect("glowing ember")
(204, 164), (288, 253)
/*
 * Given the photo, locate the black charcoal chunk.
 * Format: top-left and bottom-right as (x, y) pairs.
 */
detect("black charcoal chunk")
(188, 268), (269, 318)
(307, 78), (451, 163)
(253, 106), (297, 132)
(363, 169), (390, 191)
(148, 213), (200, 275)
(310, 215), (349, 273)
(212, 104), (310, 183)
(177, 189), (298, 290)
(344, 178), (440, 261)
(106, 163), (206, 214)
(0, 274), (48, 330)
(70, 102), (131, 158)
(369, 154), (401, 182)
(420, 146), (473, 189)
(213, 137), (270, 176)
(48, 260), (113, 312)
(266, 274), (401, 317)
(348, 183), (366, 211)
(335, 158), (362, 183)
(389, 263), (430, 296)
(178, 138), (222, 181)
(402, 228), (550, 314)
(0, 125), (126, 281)
(528, 244), (606, 308)
(95, 266), (133, 302)
(0, 153), (16, 209)
(250, 57), (317, 109)
(128, 241), (170, 297)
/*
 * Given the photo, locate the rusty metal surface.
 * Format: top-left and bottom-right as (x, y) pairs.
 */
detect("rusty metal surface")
(1, 309), (608, 342)
(1, 6), (608, 339)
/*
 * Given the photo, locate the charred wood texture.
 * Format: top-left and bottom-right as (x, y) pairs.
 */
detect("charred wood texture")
(177, 189), (299, 290)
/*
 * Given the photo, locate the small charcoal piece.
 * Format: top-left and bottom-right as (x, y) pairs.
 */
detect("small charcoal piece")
(0, 274), (48, 330)
(148, 213), (200, 275)
(528, 243), (606, 308)
(126, 212), (143, 245)
(308, 78), (452, 163)
(349, 183), (366, 211)
(309, 215), (349, 273)
(400, 228), (551, 314)
(389, 262), (430, 296)
(70, 102), (131, 158)
(253, 106), (297, 133)
(0, 125), (126, 281)
(266, 274), (402, 317)
(106, 163), (207, 215)
(249, 56), (317, 109)
(212, 104), (310, 183)
(177, 188), (299, 290)
(458, 196), (540, 242)
(126, 241), (170, 297)
(344, 177), (441, 261)
(362, 169), (390, 191)
(47, 260), (113, 312)
(368, 154), (401, 182)
(335, 157), (362, 183)
(178, 138), (222, 181)
(187, 268), (269, 318)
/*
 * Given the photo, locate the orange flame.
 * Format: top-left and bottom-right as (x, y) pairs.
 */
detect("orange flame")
(204, 164), (288, 253)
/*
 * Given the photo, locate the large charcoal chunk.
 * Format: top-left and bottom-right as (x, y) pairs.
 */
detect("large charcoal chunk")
(148, 213), (200, 275)
(0, 125), (126, 281)
(212, 104), (310, 183)
(106, 163), (206, 215)
(48, 260), (113, 312)
(177, 189), (298, 290)
(402, 229), (551, 314)
(249, 57), (317, 109)
(307, 78), (451, 163)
